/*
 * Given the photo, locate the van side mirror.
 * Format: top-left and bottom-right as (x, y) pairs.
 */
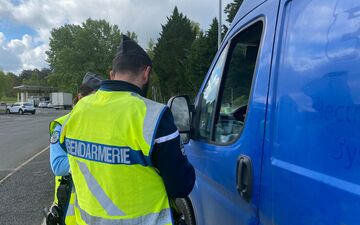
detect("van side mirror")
(167, 96), (192, 143)
(167, 96), (191, 133)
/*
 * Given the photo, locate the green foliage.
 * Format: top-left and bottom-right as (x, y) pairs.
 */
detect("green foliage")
(5, 72), (21, 97)
(146, 39), (156, 59)
(146, 71), (163, 102)
(153, 7), (196, 100)
(0, 70), (22, 99)
(223, 0), (243, 35)
(20, 68), (51, 86)
(125, 31), (138, 42)
(191, 21), (201, 38)
(224, 0), (243, 24)
(2, 0), (244, 104)
(183, 18), (218, 99)
(0, 96), (17, 103)
(146, 39), (164, 102)
(46, 19), (123, 92)
(0, 71), (6, 99)
(152, 1), (242, 102)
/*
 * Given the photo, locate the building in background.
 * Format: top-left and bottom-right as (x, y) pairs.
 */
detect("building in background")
(13, 85), (57, 106)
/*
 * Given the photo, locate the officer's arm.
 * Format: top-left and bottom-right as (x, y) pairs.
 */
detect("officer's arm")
(151, 108), (195, 198)
(50, 124), (70, 176)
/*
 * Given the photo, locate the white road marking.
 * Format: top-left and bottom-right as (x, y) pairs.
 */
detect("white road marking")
(0, 146), (49, 185)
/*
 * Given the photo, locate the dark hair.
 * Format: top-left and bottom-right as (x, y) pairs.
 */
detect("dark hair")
(80, 84), (95, 97)
(73, 84), (96, 105)
(112, 54), (152, 76)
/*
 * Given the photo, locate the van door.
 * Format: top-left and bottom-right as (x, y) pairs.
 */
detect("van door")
(260, 0), (360, 224)
(186, 1), (280, 224)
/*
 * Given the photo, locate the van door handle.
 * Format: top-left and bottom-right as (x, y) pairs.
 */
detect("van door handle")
(236, 155), (252, 201)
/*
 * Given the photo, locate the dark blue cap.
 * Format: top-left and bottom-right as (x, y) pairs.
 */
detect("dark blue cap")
(82, 72), (104, 91)
(116, 35), (152, 66)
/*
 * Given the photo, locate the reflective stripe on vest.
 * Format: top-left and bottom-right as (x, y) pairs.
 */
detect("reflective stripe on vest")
(139, 95), (167, 149)
(75, 198), (172, 225)
(61, 91), (172, 225)
(77, 160), (125, 216)
(64, 186), (76, 225)
(67, 202), (75, 216)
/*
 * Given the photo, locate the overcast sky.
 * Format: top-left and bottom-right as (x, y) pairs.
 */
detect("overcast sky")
(0, 0), (233, 75)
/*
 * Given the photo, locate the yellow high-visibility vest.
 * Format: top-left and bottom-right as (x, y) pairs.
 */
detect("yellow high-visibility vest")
(50, 114), (76, 225)
(60, 90), (173, 225)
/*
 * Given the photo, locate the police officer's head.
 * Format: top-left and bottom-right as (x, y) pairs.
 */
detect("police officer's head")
(74, 72), (104, 105)
(80, 72), (104, 97)
(110, 35), (152, 94)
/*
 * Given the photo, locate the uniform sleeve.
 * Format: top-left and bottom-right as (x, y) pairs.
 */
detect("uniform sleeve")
(151, 108), (195, 198)
(50, 125), (70, 176)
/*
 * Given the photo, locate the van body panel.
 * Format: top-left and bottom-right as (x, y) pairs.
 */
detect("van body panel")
(181, 0), (360, 224)
(186, 0), (280, 224)
(231, 0), (267, 29)
(259, 0), (360, 224)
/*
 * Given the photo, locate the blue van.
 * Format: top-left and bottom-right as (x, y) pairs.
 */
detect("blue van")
(168, 0), (360, 224)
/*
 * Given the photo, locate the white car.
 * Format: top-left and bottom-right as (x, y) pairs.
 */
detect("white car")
(38, 101), (49, 108)
(6, 102), (36, 115)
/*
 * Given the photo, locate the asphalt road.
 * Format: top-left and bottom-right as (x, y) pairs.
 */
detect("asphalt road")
(0, 109), (69, 225)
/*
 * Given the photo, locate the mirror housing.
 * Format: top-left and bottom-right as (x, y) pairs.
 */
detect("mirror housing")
(168, 95), (195, 144)
(167, 95), (191, 133)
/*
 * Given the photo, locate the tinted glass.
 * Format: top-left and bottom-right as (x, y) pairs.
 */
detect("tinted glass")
(197, 45), (229, 140)
(214, 21), (263, 144)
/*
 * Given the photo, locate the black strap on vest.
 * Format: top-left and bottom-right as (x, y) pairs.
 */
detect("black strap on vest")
(45, 175), (73, 225)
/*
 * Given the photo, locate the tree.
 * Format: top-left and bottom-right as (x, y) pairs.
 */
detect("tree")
(4, 72), (20, 97)
(146, 39), (156, 59)
(224, 0), (244, 24)
(0, 70), (6, 99)
(183, 18), (219, 99)
(223, 0), (244, 34)
(46, 19), (124, 92)
(19, 70), (33, 82)
(153, 7), (196, 100)
(125, 31), (138, 42)
(146, 39), (163, 102)
(0, 70), (23, 99)
(19, 68), (50, 86)
(14, 68), (51, 87)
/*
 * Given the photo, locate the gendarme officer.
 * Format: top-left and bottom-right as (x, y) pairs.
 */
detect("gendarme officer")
(60, 35), (195, 225)
(47, 72), (103, 225)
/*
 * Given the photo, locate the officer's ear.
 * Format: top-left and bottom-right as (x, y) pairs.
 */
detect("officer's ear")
(142, 66), (151, 84)
(109, 70), (115, 80)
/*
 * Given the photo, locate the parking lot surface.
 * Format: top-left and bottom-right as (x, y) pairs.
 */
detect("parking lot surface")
(0, 109), (68, 179)
(0, 108), (69, 225)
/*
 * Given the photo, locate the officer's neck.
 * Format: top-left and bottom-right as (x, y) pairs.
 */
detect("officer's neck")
(112, 73), (143, 90)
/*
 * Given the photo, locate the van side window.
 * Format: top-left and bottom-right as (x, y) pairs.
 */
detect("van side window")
(214, 21), (263, 144)
(197, 45), (229, 140)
